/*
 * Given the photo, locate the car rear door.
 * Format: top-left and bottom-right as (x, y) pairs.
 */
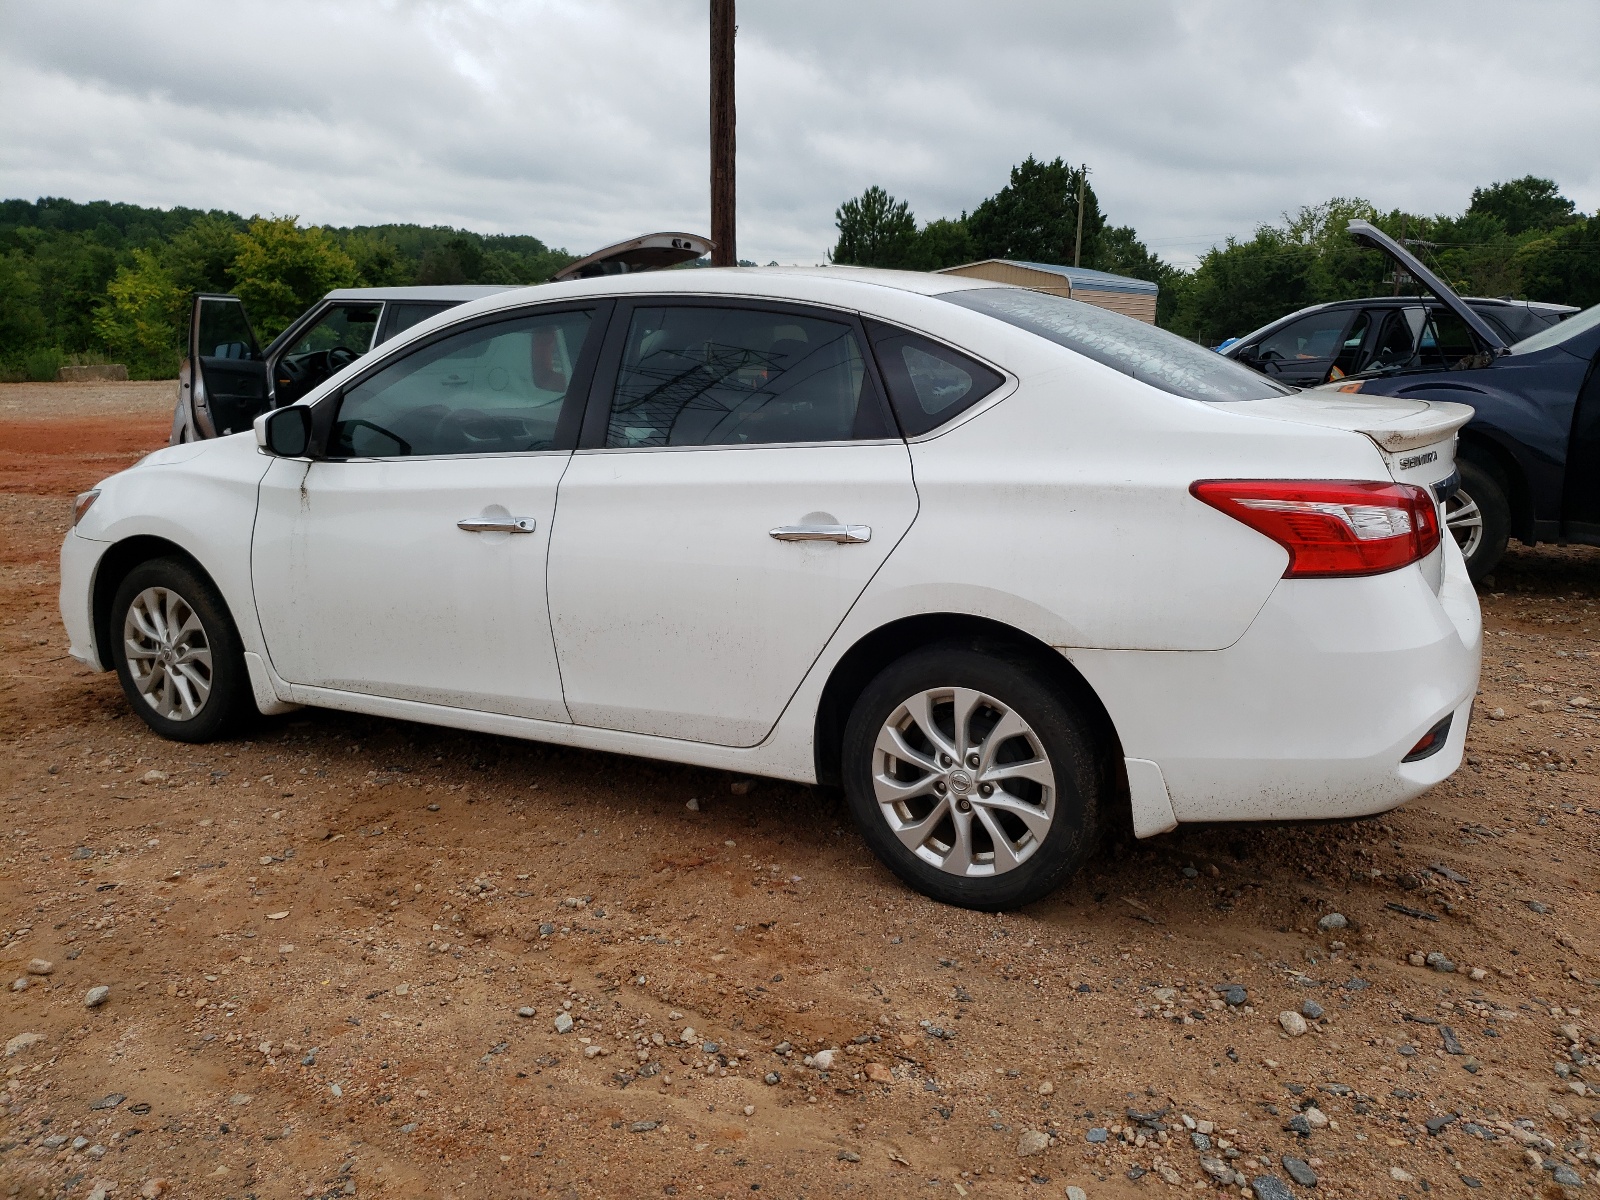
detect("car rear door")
(545, 298), (918, 748)
(185, 295), (269, 437)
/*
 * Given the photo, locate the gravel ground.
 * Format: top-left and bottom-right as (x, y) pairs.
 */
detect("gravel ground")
(2, 384), (1599, 1200)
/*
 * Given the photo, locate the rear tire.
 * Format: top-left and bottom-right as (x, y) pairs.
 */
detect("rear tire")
(110, 558), (251, 743)
(841, 645), (1103, 910)
(1449, 459), (1510, 582)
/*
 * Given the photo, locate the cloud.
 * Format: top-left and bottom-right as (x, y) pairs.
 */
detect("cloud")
(2, 0), (1596, 266)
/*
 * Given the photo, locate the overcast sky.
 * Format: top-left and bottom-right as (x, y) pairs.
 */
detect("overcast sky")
(3, 0), (1597, 267)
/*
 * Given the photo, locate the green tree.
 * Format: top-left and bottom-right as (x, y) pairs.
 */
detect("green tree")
(910, 217), (974, 270)
(831, 186), (920, 268)
(229, 216), (360, 338)
(1516, 215), (1600, 310)
(93, 248), (189, 378)
(1468, 176), (1577, 237)
(965, 156), (1103, 266)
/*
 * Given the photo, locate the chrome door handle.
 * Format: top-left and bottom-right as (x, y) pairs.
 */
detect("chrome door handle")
(457, 517), (536, 534)
(769, 524), (871, 544)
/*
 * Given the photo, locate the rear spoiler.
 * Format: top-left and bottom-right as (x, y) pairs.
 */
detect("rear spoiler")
(1346, 220), (1508, 353)
(553, 233), (713, 282)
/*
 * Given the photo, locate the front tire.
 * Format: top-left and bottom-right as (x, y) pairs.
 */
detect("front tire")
(841, 645), (1104, 910)
(110, 558), (250, 743)
(1448, 459), (1510, 582)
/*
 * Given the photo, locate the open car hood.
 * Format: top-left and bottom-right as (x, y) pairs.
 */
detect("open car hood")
(1346, 219), (1509, 353)
(553, 233), (713, 282)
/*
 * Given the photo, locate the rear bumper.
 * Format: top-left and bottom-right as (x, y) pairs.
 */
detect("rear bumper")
(1068, 537), (1481, 825)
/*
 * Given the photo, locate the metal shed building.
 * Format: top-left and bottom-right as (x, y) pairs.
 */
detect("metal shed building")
(934, 259), (1159, 323)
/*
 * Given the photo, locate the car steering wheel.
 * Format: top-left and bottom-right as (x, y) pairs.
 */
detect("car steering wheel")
(327, 346), (359, 371)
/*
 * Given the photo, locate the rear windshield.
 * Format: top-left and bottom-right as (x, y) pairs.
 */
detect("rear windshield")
(1507, 302), (1600, 356)
(942, 287), (1294, 403)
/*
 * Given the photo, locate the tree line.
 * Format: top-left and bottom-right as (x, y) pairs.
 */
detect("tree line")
(0, 198), (575, 380)
(830, 166), (1600, 343)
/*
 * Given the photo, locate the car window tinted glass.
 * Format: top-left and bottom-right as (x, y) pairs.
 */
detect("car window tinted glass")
(197, 298), (259, 361)
(1418, 312), (1478, 367)
(1258, 312), (1349, 365)
(607, 306), (878, 447)
(333, 311), (592, 457)
(1508, 302), (1600, 355)
(871, 328), (1004, 437)
(381, 302), (454, 345)
(943, 288), (1292, 402)
(287, 305), (380, 359)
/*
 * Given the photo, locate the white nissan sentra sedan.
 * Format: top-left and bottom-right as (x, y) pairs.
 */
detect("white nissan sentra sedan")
(60, 267), (1481, 909)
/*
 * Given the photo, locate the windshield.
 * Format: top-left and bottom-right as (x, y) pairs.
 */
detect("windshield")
(942, 288), (1294, 402)
(1507, 302), (1600, 356)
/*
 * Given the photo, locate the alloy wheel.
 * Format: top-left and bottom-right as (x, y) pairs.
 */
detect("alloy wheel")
(872, 687), (1055, 877)
(1444, 488), (1483, 560)
(122, 586), (213, 721)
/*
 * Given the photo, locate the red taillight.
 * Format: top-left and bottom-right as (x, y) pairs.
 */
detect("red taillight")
(1191, 479), (1441, 578)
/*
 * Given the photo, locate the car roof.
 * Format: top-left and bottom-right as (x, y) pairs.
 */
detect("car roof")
(322, 285), (516, 302)
(418, 265), (1004, 326)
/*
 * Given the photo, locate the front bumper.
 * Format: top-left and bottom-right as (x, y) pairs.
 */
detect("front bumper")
(60, 529), (108, 669)
(1069, 537), (1481, 825)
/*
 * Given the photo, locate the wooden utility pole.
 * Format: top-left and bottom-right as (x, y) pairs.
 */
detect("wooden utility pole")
(710, 0), (736, 267)
(1073, 164), (1088, 267)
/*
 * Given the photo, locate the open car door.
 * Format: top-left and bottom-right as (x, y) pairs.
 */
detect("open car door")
(179, 294), (269, 440)
(551, 233), (712, 282)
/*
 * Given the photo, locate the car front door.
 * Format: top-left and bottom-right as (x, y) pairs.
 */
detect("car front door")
(1561, 344), (1600, 540)
(186, 295), (269, 437)
(251, 303), (607, 720)
(545, 300), (919, 747)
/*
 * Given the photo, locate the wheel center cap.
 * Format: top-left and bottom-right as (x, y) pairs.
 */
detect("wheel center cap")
(947, 769), (973, 795)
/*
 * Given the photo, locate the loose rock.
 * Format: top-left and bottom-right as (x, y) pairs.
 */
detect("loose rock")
(1278, 1011), (1308, 1037)
(553, 1013), (573, 1034)
(1281, 1155), (1317, 1187)
(517, 1006), (535, 1018)
(26, 958), (54, 975)
(811, 1048), (835, 1070)
(1017, 1129), (1051, 1157)
(863, 1062), (892, 1083)
(1251, 1177), (1296, 1200)
(84, 985), (110, 1008)
(1219, 984), (1248, 1006)
(1316, 913), (1347, 932)
(1300, 999), (1324, 1020)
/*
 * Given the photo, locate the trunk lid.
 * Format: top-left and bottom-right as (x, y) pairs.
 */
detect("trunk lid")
(1212, 390), (1472, 488)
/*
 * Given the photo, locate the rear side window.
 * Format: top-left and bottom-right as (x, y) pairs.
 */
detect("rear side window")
(869, 326), (1004, 437)
(605, 305), (890, 447)
(379, 302), (456, 345)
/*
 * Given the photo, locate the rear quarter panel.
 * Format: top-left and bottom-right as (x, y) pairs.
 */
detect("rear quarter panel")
(857, 344), (1398, 652)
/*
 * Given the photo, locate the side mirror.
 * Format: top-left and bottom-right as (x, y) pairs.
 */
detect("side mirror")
(254, 406), (314, 458)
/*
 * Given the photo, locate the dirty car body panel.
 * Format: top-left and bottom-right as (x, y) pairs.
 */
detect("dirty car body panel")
(65, 265), (1481, 902)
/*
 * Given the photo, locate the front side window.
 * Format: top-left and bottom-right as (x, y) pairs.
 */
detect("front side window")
(606, 305), (885, 447)
(275, 304), (382, 403)
(331, 310), (592, 457)
(1256, 311), (1351, 367)
(943, 288), (1292, 403)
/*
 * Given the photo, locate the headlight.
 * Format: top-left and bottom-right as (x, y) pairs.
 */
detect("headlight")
(72, 490), (101, 527)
